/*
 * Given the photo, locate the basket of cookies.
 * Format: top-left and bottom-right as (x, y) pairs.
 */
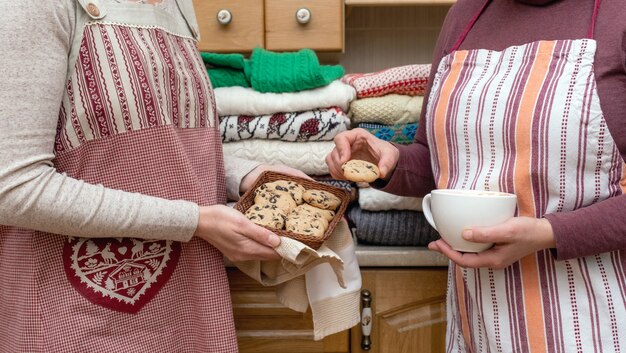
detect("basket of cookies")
(234, 171), (351, 250)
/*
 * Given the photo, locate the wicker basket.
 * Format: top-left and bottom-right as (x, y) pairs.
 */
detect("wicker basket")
(234, 171), (351, 250)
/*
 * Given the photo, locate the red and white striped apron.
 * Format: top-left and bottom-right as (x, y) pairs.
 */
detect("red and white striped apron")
(0, 0), (238, 351)
(425, 0), (626, 351)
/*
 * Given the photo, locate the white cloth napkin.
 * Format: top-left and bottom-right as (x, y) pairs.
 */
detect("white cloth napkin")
(234, 219), (361, 340)
(214, 80), (357, 116)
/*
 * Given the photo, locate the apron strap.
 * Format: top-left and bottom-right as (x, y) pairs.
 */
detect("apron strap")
(176, 0), (201, 40)
(76, 0), (107, 20)
(587, 0), (602, 38)
(450, 0), (603, 53)
(449, 0), (491, 53)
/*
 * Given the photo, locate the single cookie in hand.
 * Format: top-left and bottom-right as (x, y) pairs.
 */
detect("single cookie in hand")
(303, 189), (342, 211)
(255, 180), (305, 204)
(292, 204), (335, 222)
(244, 204), (286, 229)
(254, 190), (297, 213)
(285, 215), (327, 238)
(341, 159), (380, 183)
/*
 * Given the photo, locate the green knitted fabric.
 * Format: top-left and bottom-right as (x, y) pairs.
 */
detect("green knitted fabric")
(200, 52), (249, 88)
(201, 48), (344, 93)
(244, 48), (344, 93)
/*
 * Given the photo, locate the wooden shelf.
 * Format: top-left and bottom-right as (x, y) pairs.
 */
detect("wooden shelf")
(345, 0), (454, 6)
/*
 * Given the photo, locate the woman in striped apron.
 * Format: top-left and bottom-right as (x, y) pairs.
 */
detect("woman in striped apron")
(328, 0), (626, 351)
(0, 0), (308, 351)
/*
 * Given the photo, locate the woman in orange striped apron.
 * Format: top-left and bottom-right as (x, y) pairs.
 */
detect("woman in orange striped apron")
(328, 0), (626, 351)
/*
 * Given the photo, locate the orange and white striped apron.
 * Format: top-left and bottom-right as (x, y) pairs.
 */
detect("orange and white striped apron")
(425, 0), (626, 351)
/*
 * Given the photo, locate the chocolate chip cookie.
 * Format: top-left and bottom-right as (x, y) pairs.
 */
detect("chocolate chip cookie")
(244, 204), (286, 229)
(285, 214), (327, 238)
(302, 189), (341, 211)
(291, 204), (335, 222)
(341, 159), (380, 183)
(255, 180), (305, 205)
(254, 190), (297, 213)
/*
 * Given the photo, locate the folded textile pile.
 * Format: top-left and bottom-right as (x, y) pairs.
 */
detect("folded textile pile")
(203, 48), (344, 93)
(219, 107), (347, 143)
(358, 187), (423, 212)
(341, 64), (435, 246)
(205, 49), (356, 177)
(356, 122), (418, 144)
(341, 64), (430, 98)
(347, 205), (439, 246)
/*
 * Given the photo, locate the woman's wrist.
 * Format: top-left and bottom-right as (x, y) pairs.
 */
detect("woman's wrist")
(537, 218), (556, 249)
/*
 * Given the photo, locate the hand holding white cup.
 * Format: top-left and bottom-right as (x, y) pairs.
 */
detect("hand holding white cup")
(422, 189), (518, 252)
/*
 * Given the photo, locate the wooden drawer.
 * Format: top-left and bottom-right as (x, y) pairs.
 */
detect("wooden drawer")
(265, 0), (344, 52)
(227, 268), (349, 353)
(193, 0), (264, 52)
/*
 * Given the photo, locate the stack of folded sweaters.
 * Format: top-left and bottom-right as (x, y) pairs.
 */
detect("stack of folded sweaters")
(203, 48), (357, 197)
(341, 64), (439, 246)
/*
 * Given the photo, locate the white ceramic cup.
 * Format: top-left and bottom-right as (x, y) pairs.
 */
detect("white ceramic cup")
(421, 189), (517, 252)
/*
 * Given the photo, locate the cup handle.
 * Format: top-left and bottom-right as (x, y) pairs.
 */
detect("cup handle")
(421, 194), (438, 231)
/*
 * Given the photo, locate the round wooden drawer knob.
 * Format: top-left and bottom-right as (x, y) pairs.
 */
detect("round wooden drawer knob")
(217, 9), (232, 25)
(295, 8), (312, 24)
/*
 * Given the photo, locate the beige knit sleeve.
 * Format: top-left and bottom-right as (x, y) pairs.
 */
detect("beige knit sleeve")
(0, 0), (198, 242)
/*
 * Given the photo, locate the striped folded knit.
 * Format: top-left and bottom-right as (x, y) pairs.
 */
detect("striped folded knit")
(357, 123), (418, 144)
(347, 206), (439, 246)
(341, 64), (431, 98)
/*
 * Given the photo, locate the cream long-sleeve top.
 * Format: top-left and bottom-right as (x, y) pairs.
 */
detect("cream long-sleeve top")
(0, 0), (260, 242)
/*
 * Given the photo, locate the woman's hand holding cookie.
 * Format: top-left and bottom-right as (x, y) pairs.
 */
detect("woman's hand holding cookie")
(326, 128), (400, 181)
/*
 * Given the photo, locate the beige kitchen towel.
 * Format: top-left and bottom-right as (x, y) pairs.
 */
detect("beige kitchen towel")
(234, 219), (362, 340)
(349, 94), (423, 125)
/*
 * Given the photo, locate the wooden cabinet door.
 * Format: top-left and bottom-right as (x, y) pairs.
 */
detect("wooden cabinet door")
(227, 268), (349, 353)
(265, 0), (344, 52)
(192, 0), (264, 52)
(351, 269), (448, 353)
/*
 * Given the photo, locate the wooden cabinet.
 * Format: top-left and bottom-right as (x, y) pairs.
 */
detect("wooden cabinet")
(193, 0), (344, 53)
(226, 267), (448, 353)
(351, 269), (448, 353)
(227, 268), (349, 353)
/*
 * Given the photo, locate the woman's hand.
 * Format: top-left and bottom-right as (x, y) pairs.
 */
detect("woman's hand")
(326, 128), (400, 181)
(240, 164), (312, 195)
(194, 204), (281, 262)
(428, 217), (556, 269)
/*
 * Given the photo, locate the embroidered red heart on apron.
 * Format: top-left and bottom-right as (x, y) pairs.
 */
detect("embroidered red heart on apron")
(63, 237), (181, 313)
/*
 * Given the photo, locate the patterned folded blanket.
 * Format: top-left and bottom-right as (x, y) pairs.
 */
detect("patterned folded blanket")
(349, 95), (423, 125)
(222, 140), (335, 176)
(214, 80), (356, 117)
(358, 187), (423, 211)
(357, 123), (417, 144)
(219, 107), (349, 142)
(347, 206), (439, 246)
(341, 64), (431, 98)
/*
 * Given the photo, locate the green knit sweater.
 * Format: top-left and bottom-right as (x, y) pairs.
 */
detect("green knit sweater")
(202, 48), (344, 93)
